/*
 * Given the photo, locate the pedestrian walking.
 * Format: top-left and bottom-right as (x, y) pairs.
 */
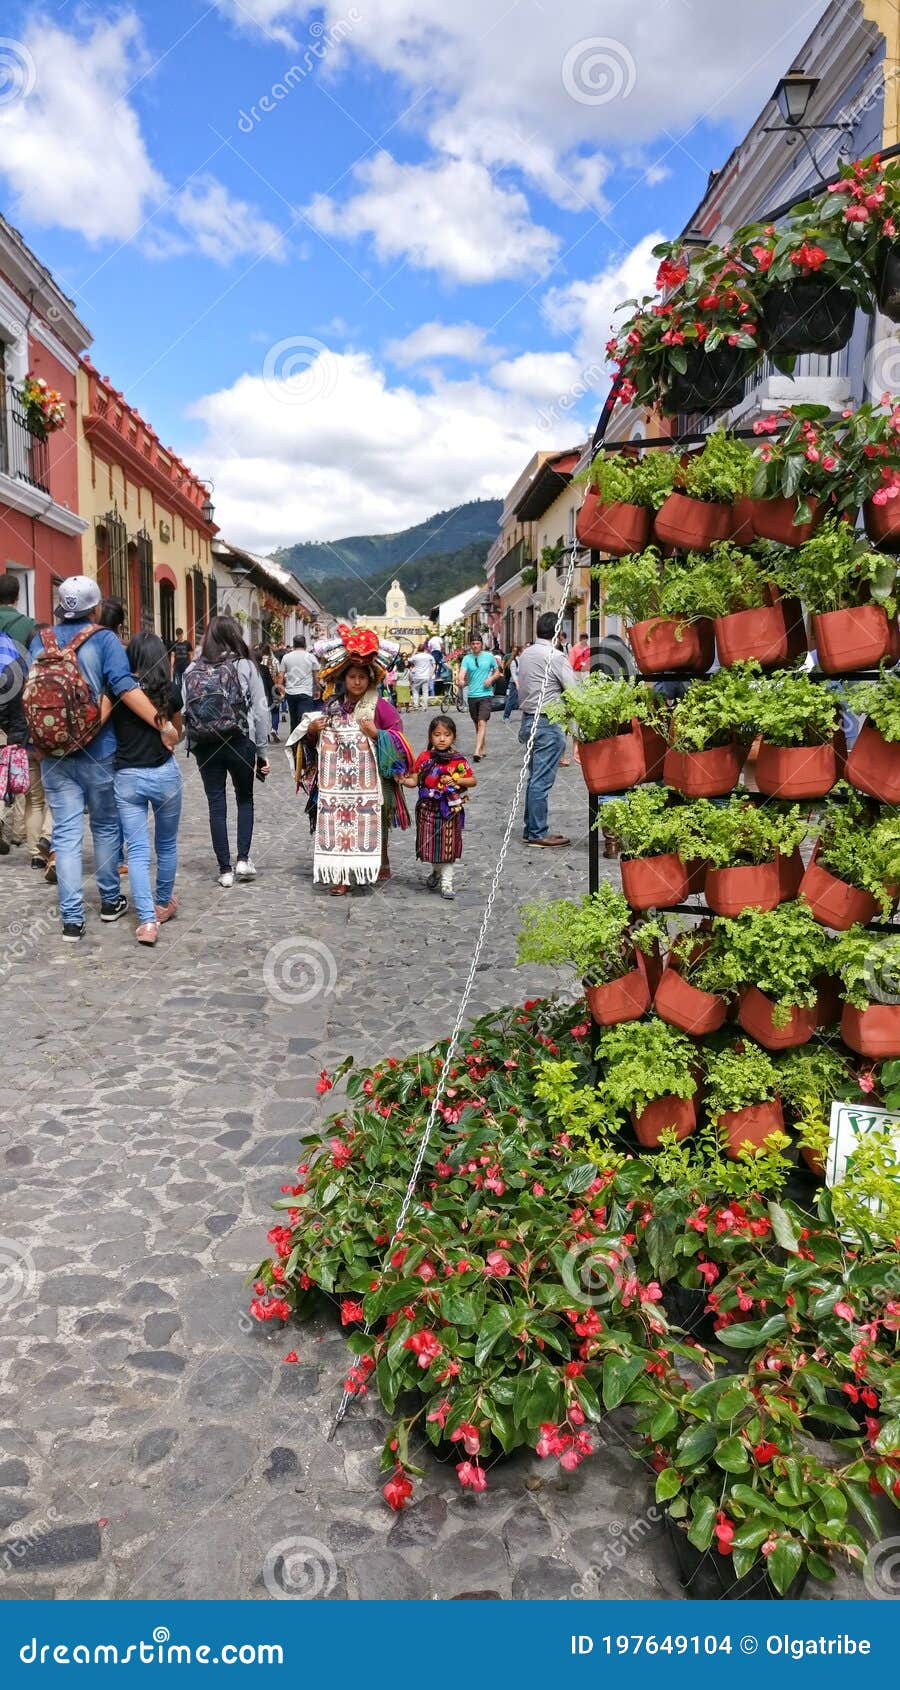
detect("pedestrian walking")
(460, 634), (500, 762)
(183, 615), (270, 887)
(0, 572), (35, 649)
(402, 714), (476, 901)
(24, 576), (179, 941)
(502, 646), (521, 721)
(168, 627), (192, 685)
(0, 575), (50, 865)
(256, 643), (283, 741)
(112, 633), (183, 946)
(516, 612), (575, 848)
(280, 635), (320, 732)
(407, 643), (435, 709)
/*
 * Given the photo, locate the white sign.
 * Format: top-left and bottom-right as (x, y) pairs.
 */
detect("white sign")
(827, 1101), (900, 1207)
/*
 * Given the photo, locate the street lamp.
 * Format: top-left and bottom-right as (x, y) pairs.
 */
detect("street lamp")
(200, 478), (215, 525)
(764, 68), (854, 182)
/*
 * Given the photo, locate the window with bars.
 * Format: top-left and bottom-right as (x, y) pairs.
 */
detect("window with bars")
(192, 567), (206, 643)
(206, 572), (218, 619)
(98, 510), (129, 610)
(136, 528), (155, 632)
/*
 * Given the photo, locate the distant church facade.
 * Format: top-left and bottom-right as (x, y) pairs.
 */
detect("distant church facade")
(363, 579), (433, 651)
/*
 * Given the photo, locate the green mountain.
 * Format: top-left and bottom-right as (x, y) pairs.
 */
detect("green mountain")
(273, 499), (501, 618)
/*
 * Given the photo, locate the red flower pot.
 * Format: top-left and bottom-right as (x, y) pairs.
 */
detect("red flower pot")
(664, 741), (744, 797)
(576, 493), (650, 557)
(800, 1143), (825, 1178)
(799, 845), (878, 931)
(776, 847), (805, 899)
(704, 858), (782, 917)
(578, 720), (667, 795)
(737, 986), (819, 1050)
(719, 1097), (785, 1159)
(775, 589), (809, 662)
(714, 604), (788, 668)
(813, 605), (892, 675)
(631, 1092), (699, 1148)
(841, 1002), (900, 1058)
(751, 495), (822, 546)
(845, 722), (900, 804)
(755, 739), (837, 799)
(628, 617), (714, 676)
(584, 955), (650, 1027)
(864, 497), (900, 552)
(654, 492), (733, 552)
(620, 853), (690, 911)
(731, 496), (756, 545)
(654, 967), (727, 1035)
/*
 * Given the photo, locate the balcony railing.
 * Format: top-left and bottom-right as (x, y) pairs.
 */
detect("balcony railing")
(0, 383), (51, 494)
(495, 539), (532, 590)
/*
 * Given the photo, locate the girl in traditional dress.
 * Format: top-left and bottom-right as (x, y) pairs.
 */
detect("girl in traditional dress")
(402, 714), (476, 902)
(285, 626), (413, 896)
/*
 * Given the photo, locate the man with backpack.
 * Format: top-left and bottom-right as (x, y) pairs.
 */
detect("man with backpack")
(25, 576), (179, 942)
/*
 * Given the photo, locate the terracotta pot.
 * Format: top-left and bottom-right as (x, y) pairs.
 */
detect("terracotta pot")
(704, 858), (782, 917)
(640, 939), (664, 999)
(751, 495), (822, 546)
(800, 1144), (825, 1178)
(813, 605), (892, 675)
(845, 722), (900, 804)
(774, 587), (809, 662)
(755, 738), (837, 799)
(584, 955), (650, 1027)
(719, 1097), (785, 1159)
(799, 845), (878, 931)
(864, 497), (900, 552)
(664, 741), (744, 797)
(760, 280), (856, 356)
(731, 495), (756, 545)
(737, 986), (819, 1050)
(578, 719), (667, 795)
(654, 492), (733, 552)
(714, 604), (788, 668)
(620, 853), (690, 911)
(776, 847), (805, 899)
(631, 1092), (699, 1148)
(576, 493), (650, 557)
(628, 617), (714, 676)
(841, 1002), (900, 1059)
(654, 967), (727, 1035)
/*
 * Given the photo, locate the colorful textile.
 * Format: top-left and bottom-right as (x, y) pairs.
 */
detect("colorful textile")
(413, 748), (472, 865)
(284, 686), (413, 881)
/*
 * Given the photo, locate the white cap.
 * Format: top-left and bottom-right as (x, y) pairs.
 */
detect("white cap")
(57, 576), (102, 621)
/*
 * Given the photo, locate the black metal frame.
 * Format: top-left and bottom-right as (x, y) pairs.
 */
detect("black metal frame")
(136, 528), (155, 632)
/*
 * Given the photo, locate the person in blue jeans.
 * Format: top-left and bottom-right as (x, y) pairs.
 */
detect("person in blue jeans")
(515, 613), (576, 847)
(111, 632), (183, 947)
(30, 577), (179, 942)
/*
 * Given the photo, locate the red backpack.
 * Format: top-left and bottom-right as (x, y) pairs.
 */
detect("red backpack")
(23, 627), (102, 756)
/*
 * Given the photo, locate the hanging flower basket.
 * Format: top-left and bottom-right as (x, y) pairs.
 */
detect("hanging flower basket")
(704, 859), (783, 917)
(873, 239), (900, 321)
(737, 986), (819, 1051)
(813, 604), (892, 674)
(653, 967), (727, 1035)
(578, 720), (667, 795)
(659, 345), (748, 416)
(759, 280), (856, 357)
(18, 374), (66, 440)
(627, 617), (714, 676)
(576, 493), (650, 557)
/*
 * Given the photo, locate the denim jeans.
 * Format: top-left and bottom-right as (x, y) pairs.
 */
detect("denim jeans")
(195, 733), (256, 870)
(503, 681), (519, 720)
(114, 760), (183, 924)
(41, 750), (121, 924)
(519, 714), (565, 841)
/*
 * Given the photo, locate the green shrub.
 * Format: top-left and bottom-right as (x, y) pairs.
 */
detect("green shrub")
(812, 789), (899, 914)
(516, 885), (644, 985)
(843, 669), (900, 743)
(781, 519), (898, 616)
(663, 542), (771, 620)
(703, 1042), (782, 1117)
(679, 432), (757, 503)
(711, 903), (834, 1023)
(832, 926), (900, 1010)
(668, 663), (758, 751)
(547, 675), (668, 743)
(700, 795), (807, 867)
(597, 1018), (699, 1116)
(753, 671), (841, 747)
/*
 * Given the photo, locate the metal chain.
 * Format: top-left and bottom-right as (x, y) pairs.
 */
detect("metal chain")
(328, 531), (583, 1438)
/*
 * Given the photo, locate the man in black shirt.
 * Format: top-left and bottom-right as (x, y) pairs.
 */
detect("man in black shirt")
(168, 627), (192, 683)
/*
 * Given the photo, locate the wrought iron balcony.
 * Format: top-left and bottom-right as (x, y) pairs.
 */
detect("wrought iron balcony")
(0, 382), (51, 494)
(495, 539), (532, 590)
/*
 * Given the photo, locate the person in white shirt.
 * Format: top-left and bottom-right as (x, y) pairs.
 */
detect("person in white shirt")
(408, 644), (436, 709)
(279, 636), (320, 732)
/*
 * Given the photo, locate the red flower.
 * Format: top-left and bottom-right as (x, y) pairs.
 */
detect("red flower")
(283, 1351), (299, 1364)
(403, 1329), (443, 1369)
(751, 245), (774, 271)
(714, 1513), (735, 1555)
(450, 1422), (480, 1456)
(656, 257), (688, 291)
(316, 1069), (333, 1094)
(456, 1460), (487, 1491)
(789, 243), (828, 272)
(340, 1299), (364, 1325)
(483, 1250), (511, 1278)
(427, 1398), (451, 1428)
(753, 1440), (778, 1465)
(383, 1468), (413, 1511)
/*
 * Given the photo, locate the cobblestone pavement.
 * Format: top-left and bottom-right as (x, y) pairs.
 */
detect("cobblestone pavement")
(0, 709), (862, 1601)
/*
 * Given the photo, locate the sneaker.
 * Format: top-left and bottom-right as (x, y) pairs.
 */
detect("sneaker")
(154, 897), (178, 923)
(0, 838), (9, 856)
(62, 920), (85, 942)
(440, 889), (456, 901)
(135, 921), (158, 946)
(100, 894), (129, 922)
(37, 835), (51, 859)
(425, 872), (439, 891)
(235, 859), (256, 880)
(218, 869), (234, 888)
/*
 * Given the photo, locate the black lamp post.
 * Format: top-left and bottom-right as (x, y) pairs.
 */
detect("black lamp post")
(200, 479), (215, 525)
(764, 69), (854, 182)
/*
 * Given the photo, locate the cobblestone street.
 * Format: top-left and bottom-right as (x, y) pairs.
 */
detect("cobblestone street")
(1, 714), (862, 1601)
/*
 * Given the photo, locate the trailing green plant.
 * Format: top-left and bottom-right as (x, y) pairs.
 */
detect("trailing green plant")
(677, 432), (757, 503)
(833, 926), (900, 1010)
(539, 543), (565, 572)
(711, 903), (835, 1024)
(812, 788), (900, 914)
(516, 885), (645, 985)
(583, 451), (678, 510)
(843, 668), (900, 742)
(668, 663), (757, 751)
(595, 547), (667, 624)
(546, 674), (668, 743)
(779, 518), (898, 616)
(597, 1018), (699, 1117)
(753, 670), (841, 747)
(520, 564), (538, 588)
(699, 795), (807, 867)
(599, 786), (707, 860)
(702, 1041), (783, 1118)
(661, 542), (771, 621)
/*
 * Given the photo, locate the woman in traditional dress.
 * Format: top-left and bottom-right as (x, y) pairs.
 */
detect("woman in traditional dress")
(285, 626), (413, 895)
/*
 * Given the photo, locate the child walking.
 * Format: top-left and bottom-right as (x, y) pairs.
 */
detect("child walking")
(403, 715), (476, 901)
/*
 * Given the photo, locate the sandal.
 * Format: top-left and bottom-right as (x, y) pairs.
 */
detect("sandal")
(329, 882), (350, 896)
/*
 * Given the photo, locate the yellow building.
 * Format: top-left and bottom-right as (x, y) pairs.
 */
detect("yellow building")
(364, 579), (433, 652)
(76, 357), (217, 644)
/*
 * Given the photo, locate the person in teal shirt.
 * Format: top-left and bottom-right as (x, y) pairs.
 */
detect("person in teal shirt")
(460, 634), (500, 761)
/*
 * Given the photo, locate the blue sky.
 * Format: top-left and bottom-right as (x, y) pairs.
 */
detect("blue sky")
(0, 1), (828, 549)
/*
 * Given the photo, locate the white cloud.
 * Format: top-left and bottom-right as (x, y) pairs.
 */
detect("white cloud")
(542, 233), (663, 359)
(305, 151), (558, 284)
(167, 178), (286, 264)
(489, 351), (584, 403)
(386, 322), (495, 367)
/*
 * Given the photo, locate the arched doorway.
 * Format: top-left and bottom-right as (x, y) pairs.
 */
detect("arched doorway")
(159, 580), (176, 646)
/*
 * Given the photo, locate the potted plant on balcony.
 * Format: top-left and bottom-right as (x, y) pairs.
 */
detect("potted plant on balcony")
(748, 405), (844, 543)
(663, 541), (793, 667)
(18, 374), (66, 440)
(843, 670), (900, 802)
(799, 788), (898, 929)
(816, 152), (900, 319)
(736, 213), (863, 361)
(520, 563), (538, 588)
(599, 786), (706, 910)
(596, 547), (715, 675)
(752, 670), (843, 798)
(596, 1018), (701, 1147)
(701, 796), (807, 916)
(777, 519), (897, 673)
(833, 928), (900, 1057)
(516, 886), (653, 1026)
(654, 432), (756, 551)
(652, 921), (731, 1035)
(547, 675), (668, 794)
(714, 903), (835, 1049)
(664, 663), (755, 796)
(702, 1042), (786, 1157)
(576, 452), (677, 556)
(608, 246), (760, 416)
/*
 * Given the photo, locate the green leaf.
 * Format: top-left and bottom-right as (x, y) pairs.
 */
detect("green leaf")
(439, 1285), (484, 1328)
(717, 1314), (787, 1348)
(844, 1480), (884, 1538)
(675, 1423), (718, 1467)
(768, 1201), (801, 1254)
(767, 1539), (803, 1596)
(714, 1435), (750, 1474)
(575, 1376), (603, 1422)
(649, 1403), (679, 1440)
(601, 1352), (647, 1411)
(732, 1546), (761, 1582)
(875, 1416), (900, 1457)
(716, 1385), (754, 1421)
(807, 1552), (836, 1582)
(563, 1163), (600, 1195)
(655, 1467), (683, 1503)
(474, 1303), (512, 1368)
(686, 1494), (716, 1552)
(731, 1521), (772, 1551)
(376, 1356), (397, 1414)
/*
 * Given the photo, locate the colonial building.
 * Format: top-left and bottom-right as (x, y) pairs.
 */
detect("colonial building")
(488, 448), (590, 650)
(212, 537), (333, 647)
(0, 214), (90, 621)
(76, 358), (218, 644)
(364, 578), (433, 651)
